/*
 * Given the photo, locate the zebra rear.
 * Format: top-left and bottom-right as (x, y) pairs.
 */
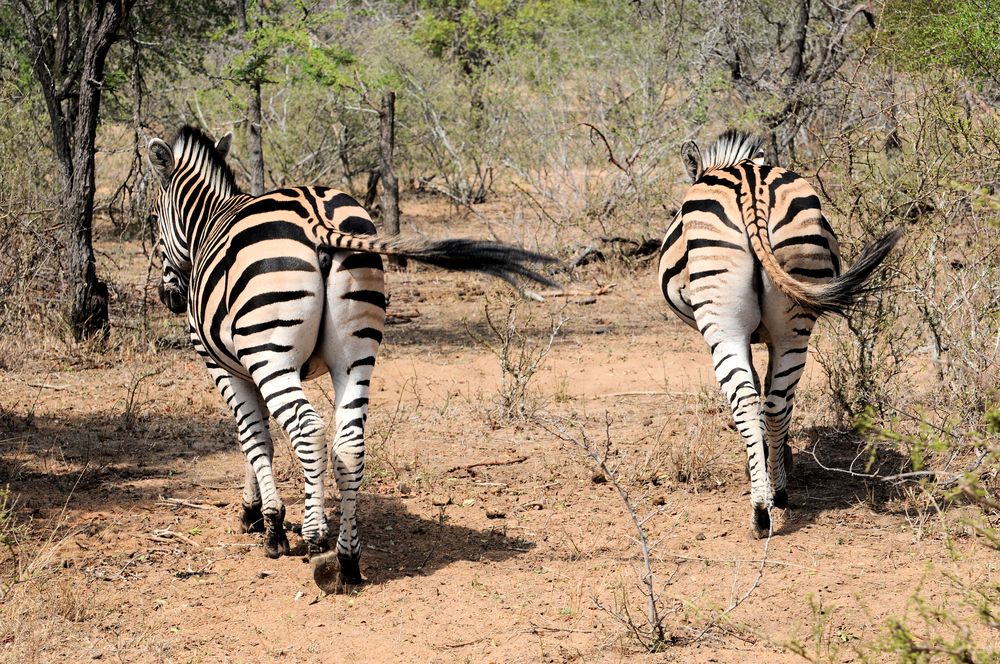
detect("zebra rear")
(658, 130), (901, 537)
(147, 126), (558, 587)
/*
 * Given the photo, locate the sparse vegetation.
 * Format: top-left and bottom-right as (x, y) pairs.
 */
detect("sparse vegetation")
(0, 0), (997, 659)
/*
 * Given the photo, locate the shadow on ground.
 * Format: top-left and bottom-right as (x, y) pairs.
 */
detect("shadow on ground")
(0, 410), (531, 587)
(780, 424), (915, 535)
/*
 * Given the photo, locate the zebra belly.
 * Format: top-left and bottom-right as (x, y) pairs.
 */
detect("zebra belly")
(658, 217), (698, 330)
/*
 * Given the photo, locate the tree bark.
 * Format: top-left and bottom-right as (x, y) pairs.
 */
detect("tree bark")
(17, 0), (132, 341)
(236, 0), (266, 196)
(378, 90), (405, 268)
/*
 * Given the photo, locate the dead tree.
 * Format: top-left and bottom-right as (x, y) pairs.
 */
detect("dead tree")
(378, 90), (405, 268)
(712, 0), (876, 161)
(15, 0), (138, 341)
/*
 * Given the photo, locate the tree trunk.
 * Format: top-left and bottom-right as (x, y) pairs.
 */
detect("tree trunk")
(236, 0), (266, 196)
(17, 0), (130, 341)
(378, 90), (405, 268)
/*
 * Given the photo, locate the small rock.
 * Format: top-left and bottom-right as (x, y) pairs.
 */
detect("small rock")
(486, 509), (506, 519)
(653, 495), (666, 506)
(293, 590), (304, 602)
(461, 498), (475, 507)
(431, 495), (451, 507)
(396, 482), (412, 496)
(695, 532), (706, 541)
(258, 569), (276, 578)
(591, 473), (607, 484)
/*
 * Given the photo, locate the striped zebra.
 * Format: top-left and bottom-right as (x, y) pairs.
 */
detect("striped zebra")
(146, 126), (556, 584)
(658, 130), (901, 537)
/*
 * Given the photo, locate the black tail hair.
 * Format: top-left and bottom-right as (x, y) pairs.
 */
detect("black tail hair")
(377, 237), (560, 290)
(810, 227), (904, 316)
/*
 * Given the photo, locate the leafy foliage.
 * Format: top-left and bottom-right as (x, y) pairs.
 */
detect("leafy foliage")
(881, 0), (1000, 89)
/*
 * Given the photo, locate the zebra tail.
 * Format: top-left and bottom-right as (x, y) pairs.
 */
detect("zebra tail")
(319, 231), (561, 289)
(748, 224), (903, 317)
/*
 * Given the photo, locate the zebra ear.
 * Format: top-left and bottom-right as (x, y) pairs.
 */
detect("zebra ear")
(214, 132), (233, 158)
(681, 140), (702, 182)
(148, 138), (175, 183)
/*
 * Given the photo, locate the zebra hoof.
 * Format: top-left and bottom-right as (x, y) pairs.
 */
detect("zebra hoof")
(773, 489), (788, 510)
(311, 552), (364, 592)
(264, 509), (290, 558)
(338, 553), (364, 586)
(239, 502), (264, 534)
(312, 552), (341, 593)
(752, 507), (771, 539)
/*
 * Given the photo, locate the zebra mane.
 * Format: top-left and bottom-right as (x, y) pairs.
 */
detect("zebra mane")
(171, 125), (241, 197)
(698, 130), (766, 174)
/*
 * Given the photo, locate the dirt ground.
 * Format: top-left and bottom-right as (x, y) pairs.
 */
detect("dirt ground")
(1, 208), (995, 663)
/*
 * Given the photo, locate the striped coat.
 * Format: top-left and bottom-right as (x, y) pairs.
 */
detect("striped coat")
(658, 130), (901, 537)
(148, 126), (556, 584)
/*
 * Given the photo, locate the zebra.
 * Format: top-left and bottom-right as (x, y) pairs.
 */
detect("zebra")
(146, 126), (557, 584)
(658, 129), (901, 538)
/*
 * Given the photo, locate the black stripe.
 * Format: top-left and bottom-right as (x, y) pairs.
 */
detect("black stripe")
(658, 220), (683, 258)
(681, 199), (741, 232)
(342, 290), (387, 309)
(696, 173), (740, 190)
(234, 318), (305, 336)
(338, 253), (384, 272)
(688, 238), (745, 251)
(773, 362), (806, 379)
(660, 253), (687, 284)
(718, 367), (741, 386)
(689, 268), (728, 282)
(353, 327), (383, 343)
(772, 195), (821, 233)
(714, 353), (735, 370)
(232, 290), (313, 322)
(347, 356), (376, 374)
(773, 234), (831, 251)
(259, 367), (297, 389)
(341, 397), (369, 410)
(227, 257), (317, 309)
(271, 398), (307, 421)
(236, 343), (293, 359)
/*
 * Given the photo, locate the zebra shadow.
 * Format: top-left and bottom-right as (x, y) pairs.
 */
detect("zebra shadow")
(0, 411), (533, 584)
(322, 494), (534, 586)
(0, 410), (237, 516)
(779, 425), (916, 535)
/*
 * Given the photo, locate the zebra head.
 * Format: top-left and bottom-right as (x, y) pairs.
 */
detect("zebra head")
(146, 128), (236, 314)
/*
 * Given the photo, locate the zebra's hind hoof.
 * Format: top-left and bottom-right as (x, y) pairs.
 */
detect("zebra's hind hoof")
(239, 502), (264, 534)
(773, 489), (788, 510)
(311, 552), (364, 593)
(312, 552), (341, 593)
(338, 554), (363, 586)
(752, 507), (771, 539)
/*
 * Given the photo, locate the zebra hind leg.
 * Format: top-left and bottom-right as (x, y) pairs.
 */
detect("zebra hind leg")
(260, 377), (330, 555)
(239, 393), (272, 534)
(240, 458), (265, 534)
(764, 340), (808, 511)
(707, 338), (772, 538)
(218, 374), (289, 557)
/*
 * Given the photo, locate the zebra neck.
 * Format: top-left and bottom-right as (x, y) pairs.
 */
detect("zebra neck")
(185, 191), (248, 261)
